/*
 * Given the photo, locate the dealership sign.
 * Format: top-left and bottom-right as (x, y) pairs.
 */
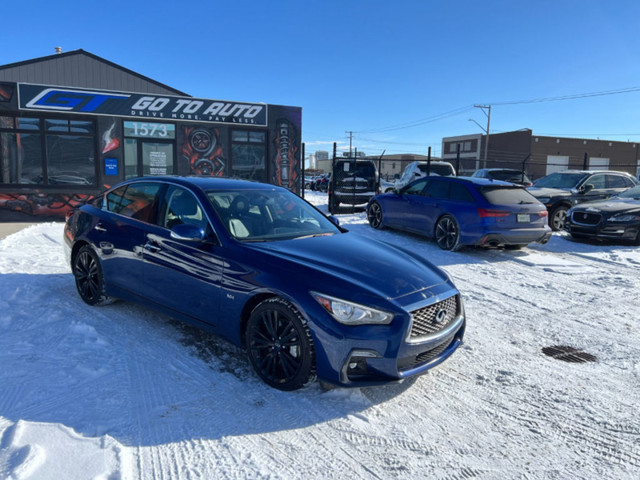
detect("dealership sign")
(18, 84), (267, 125)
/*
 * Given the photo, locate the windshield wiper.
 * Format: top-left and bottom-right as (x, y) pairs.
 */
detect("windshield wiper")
(293, 232), (335, 240)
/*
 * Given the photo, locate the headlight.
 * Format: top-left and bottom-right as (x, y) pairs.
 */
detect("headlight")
(311, 292), (393, 325)
(609, 213), (640, 222)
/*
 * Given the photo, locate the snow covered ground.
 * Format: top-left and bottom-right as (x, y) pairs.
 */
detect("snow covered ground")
(1, 191), (639, 479)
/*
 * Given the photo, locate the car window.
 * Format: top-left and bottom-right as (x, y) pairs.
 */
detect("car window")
(161, 186), (208, 231)
(417, 163), (454, 176)
(585, 174), (606, 189)
(117, 183), (162, 223)
(423, 179), (450, 199)
(481, 186), (539, 205)
(105, 186), (128, 213)
(450, 183), (475, 202)
(619, 185), (640, 198)
(533, 172), (587, 188)
(402, 178), (429, 195)
(606, 175), (629, 188)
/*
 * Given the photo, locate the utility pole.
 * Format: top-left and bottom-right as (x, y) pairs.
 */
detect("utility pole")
(345, 131), (353, 157)
(473, 105), (491, 168)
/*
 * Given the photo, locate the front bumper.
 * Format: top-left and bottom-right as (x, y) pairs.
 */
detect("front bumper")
(566, 220), (640, 242)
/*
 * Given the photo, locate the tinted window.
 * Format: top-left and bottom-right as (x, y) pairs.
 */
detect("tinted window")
(115, 183), (161, 223)
(606, 175), (630, 188)
(403, 178), (428, 195)
(481, 186), (539, 205)
(489, 170), (530, 183)
(450, 183), (475, 202)
(585, 174), (606, 189)
(106, 186), (128, 213)
(417, 163), (454, 176)
(423, 179), (450, 199)
(533, 172), (587, 188)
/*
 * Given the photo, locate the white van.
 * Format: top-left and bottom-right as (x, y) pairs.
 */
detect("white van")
(394, 161), (456, 190)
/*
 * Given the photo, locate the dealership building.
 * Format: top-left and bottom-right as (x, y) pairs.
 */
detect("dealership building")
(0, 49), (302, 220)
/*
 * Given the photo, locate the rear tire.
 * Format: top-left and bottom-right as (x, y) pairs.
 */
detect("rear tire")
(72, 245), (113, 306)
(435, 215), (461, 251)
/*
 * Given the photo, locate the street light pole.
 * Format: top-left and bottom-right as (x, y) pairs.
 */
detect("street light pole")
(473, 105), (491, 168)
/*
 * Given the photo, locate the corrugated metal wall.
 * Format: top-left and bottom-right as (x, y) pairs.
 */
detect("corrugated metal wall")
(0, 52), (184, 95)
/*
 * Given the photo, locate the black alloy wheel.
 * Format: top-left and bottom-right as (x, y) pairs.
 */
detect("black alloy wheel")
(550, 205), (568, 231)
(367, 201), (384, 229)
(245, 298), (315, 391)
(73, 245), (112, 306)
(435, 215), (461, 251)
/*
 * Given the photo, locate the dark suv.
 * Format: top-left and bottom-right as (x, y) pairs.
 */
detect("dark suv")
(328, 159), (379, 213)
(528, 170), (639, 230)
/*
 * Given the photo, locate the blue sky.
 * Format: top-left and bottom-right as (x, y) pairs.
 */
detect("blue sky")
(2, 0), (639, 159)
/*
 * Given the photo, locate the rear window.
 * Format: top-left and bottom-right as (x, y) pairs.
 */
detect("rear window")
(533, 172), (587, 188)
(417, 163), (454, 176)
(489, 170), (530, 183)
(335, 161), (376, 177)
(481, 186), (539, 205)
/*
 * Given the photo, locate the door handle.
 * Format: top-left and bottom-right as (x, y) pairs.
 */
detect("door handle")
(94, 223), (107, 232)
(143, 242), (161, 253)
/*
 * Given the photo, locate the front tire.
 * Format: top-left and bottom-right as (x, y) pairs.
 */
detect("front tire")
(367, 201), (384, 229)
(549, 205), (568, 231)
(435, 215), (461, 251)
(245, 298), (316, 391)
(72, 245), (113, 306)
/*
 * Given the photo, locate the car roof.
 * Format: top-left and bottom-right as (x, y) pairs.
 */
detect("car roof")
(124, 175), (283, 191)
(550, 169), (632, 175)
(421, 175), (517, 187)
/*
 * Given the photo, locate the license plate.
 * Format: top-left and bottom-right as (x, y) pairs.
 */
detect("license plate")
(517, 214), (531, 223)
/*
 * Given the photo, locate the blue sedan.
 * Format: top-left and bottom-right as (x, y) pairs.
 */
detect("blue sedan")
(64, 176), (465, 390)
(367, 176), (552, 250)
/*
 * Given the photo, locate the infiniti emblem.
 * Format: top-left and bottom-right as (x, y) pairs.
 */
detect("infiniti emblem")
(435, 309), (447, 323)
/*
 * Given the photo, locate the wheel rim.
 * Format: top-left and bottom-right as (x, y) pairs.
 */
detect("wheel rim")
(553, 209), (567, 230)
(368, 202), (382, 228)
(436, 217), (458, 250)
(248, 309), (303, 385)
(75, 251), (100, 302)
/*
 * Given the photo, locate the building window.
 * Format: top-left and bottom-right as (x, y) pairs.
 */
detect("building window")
(0, 116), (97, 186)
(231, 130), (266, 181)
(0, 116), (44, 184)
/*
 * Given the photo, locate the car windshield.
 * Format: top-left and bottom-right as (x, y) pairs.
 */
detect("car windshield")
(481, 186), (539, 205)
(206, 188), (340, 241)
(489, 170), (530, 183)
(618, 185), (640, 199)
(533, 172), (587, 189)
(417, 164), (454, 176)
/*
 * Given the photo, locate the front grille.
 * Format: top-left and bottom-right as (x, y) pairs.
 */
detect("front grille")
(571, 211), (601, 226)
(409, 295), (459, 339)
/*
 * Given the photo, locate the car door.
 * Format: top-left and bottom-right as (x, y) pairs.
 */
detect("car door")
(91, 182), (161, 295)
(140, 184), (224, 326)
(398, 178), (449, 235)
(381, 178), (429, 229)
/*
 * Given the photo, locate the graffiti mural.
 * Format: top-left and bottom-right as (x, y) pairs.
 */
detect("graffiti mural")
(271, 119), (299, 190)
(0, 192), (89, 218)
(181, 126), (226, 176)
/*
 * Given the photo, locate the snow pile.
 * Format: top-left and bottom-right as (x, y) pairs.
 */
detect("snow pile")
(1, 194), (639, 479)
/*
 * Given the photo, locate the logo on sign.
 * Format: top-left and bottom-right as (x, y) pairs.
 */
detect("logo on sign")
(25, 88), (130, 112)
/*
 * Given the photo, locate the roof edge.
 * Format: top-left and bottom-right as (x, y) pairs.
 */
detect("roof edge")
(0, 49), (189, 97)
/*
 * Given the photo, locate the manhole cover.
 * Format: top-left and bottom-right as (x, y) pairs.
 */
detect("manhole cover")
(542, 345), (597, 363)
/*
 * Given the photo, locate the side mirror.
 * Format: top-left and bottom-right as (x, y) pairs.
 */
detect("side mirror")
(327, 215), (340, 226)
(580, 183), (594, 194)
(171, 223), (206, 242)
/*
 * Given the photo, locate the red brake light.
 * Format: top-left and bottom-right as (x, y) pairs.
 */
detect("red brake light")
(537, 210), (548, 217)
(477, 208), (510, 218)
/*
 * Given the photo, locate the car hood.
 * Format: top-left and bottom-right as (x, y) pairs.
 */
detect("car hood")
(573, 197), (640, 213)
(246, 233), (449, 301)
(528, 186), (572, 197)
